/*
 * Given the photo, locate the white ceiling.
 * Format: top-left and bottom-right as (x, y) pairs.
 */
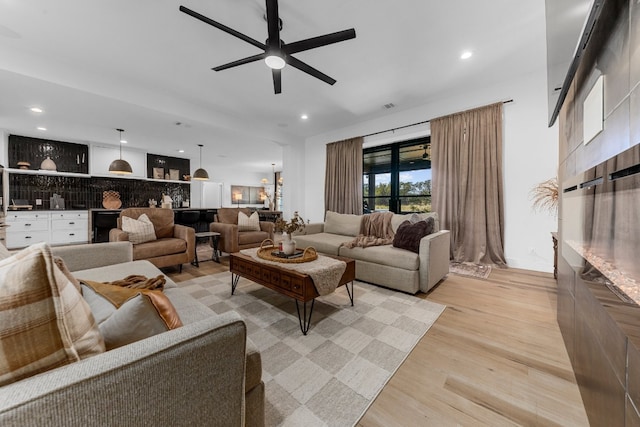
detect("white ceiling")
(0, 0), (547, 173)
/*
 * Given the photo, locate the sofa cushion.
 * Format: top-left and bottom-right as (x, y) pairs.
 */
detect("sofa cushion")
(238, 211), (260, 231)
(339, 244), (420, 271)
(392, 217), (435, 253)
(217, 208), (253, 225)
(75, 260), (178, 289)
(238, 230), (270, 246)
(324, 211), (362, 237)
(391, 211), (440, 233)
(294, 232), (354, 256)
(122, 214), (157, 244)
(0, 243), (105, 386)
(82, 280), (183, 350)
(133, 237), (187, 260)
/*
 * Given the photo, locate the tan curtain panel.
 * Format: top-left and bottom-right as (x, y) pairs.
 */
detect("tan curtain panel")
(325, 137), (364, 215)
(431, 102), (506, 266)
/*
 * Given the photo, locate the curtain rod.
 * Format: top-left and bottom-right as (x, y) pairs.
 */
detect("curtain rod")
(362, 99), (514, 139)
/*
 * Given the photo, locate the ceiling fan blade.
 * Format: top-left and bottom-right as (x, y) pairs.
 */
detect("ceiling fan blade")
(179, 5), (266, 51)
(272, 69), (282, 94)
(286, 56), (336, 85)
(265, 0), (280, 49)
(213, 53), (266, 71)
(284, 29), (356, 55)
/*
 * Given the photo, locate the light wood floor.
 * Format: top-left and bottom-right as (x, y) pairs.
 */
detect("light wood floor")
(166, 246), (589, 426)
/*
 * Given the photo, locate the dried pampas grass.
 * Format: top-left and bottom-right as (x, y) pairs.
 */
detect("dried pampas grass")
(530, 177), (558, 215)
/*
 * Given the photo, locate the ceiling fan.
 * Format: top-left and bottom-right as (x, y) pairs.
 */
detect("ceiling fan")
(179, 1), (356, 94)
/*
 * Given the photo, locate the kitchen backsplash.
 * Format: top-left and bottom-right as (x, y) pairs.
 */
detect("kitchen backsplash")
(9, 173), (190, 210)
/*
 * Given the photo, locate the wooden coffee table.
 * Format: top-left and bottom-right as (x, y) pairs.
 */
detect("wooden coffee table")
(229, 252), (356, 335)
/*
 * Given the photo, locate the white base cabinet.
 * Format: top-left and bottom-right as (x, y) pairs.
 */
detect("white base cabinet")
(6, 211), (89, 249)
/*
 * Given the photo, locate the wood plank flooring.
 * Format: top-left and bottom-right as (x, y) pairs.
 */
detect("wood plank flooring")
(166, 245), (589, 426)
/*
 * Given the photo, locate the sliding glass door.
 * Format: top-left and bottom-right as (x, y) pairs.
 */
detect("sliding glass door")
(363, 137), (431, 214)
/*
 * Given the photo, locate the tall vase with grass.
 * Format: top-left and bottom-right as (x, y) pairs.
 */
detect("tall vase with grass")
(530, 177), (559, 217)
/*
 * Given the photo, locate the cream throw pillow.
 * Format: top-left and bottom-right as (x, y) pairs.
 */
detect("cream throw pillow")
(238, 211), (260, 231)
(81, 280), (183, 350)
(0, 243), (105, 386)
(122, 213), (157, 244)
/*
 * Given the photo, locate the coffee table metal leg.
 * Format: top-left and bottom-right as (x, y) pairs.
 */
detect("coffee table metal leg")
(345, 281), (354, 306)
(295, 299), (315, 335)
(231, 274), (240, 295)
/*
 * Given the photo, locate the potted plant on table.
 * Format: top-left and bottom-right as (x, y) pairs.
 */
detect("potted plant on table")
(274, 211), (305, 255)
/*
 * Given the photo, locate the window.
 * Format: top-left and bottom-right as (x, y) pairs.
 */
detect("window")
(363, 137), (431, 213)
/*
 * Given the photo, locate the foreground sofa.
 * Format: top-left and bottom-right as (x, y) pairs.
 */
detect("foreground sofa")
(0, 242), (264, 427)
(294, 211), (450, 294)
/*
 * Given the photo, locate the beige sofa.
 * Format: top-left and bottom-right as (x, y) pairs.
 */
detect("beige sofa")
(294, 211), (450, 294)
(0, 242), (264, 427)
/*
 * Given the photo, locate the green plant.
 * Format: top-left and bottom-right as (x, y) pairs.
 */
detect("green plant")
(275, 211), (305, 234)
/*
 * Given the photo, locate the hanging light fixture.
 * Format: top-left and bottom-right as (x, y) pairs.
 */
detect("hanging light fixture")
(109, 129), (133, 174)
(422, 144), (430, 160)
(193, 144), (209, 180)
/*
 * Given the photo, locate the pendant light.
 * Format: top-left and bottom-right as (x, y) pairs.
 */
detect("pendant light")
(193, 144), (209, 180)
(109, 129), (133, 174)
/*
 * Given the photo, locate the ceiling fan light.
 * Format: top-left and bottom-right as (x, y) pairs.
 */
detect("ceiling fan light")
(265, 54), (285, 69)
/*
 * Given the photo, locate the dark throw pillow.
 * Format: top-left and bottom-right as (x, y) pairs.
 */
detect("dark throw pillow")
(392, 217), (435, 253)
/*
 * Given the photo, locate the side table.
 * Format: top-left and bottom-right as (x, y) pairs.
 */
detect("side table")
(193, 231), (221, 266)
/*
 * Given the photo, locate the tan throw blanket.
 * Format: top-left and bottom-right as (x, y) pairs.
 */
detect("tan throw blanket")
(343, 211), (395, 248)
(100, 274), (166, 291)
(240, 248), (347, 296)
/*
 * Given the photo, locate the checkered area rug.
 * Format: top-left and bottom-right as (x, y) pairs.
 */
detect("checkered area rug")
(177, 272), (445, 426)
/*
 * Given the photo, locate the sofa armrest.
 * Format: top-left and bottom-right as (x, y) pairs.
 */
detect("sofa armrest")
(259, 221), (275, 239)
(51, 242), (133, 272)
(109, 228), (129, 242)
(296, 222), (324, 235)
(418, 230), (451, 293)
(210, 222), (239, 253)
(174, 224), (196, 262)
(0, 312), (248, 427)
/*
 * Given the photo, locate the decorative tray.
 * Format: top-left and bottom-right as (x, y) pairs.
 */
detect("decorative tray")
(257, 239), (318, 263)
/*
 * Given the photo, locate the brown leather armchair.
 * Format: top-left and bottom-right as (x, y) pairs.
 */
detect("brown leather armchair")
(210, 208), (274, 254)
(109, 208), (195, 271)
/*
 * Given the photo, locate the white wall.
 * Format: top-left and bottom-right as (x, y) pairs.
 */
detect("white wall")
(203, 165), (271, 209)
(302, 67), (558, 272)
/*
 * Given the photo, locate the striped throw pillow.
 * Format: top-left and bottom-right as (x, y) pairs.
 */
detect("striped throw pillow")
(122, 213), (157, 244)
(238, 211), (260, 231)
(0, 243), (90, 386)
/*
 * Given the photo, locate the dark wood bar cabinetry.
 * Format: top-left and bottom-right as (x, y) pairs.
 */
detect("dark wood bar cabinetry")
(555, 0), (640, 424)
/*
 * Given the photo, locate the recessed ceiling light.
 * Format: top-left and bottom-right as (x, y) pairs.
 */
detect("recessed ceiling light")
(30, 107), (43, 113)
(178, 149), (185, 153)
(120, 139), (127, 144)
(300, 114), (308, 120)
(37, 126), (47, 131)
(460, 51), (473, 60)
